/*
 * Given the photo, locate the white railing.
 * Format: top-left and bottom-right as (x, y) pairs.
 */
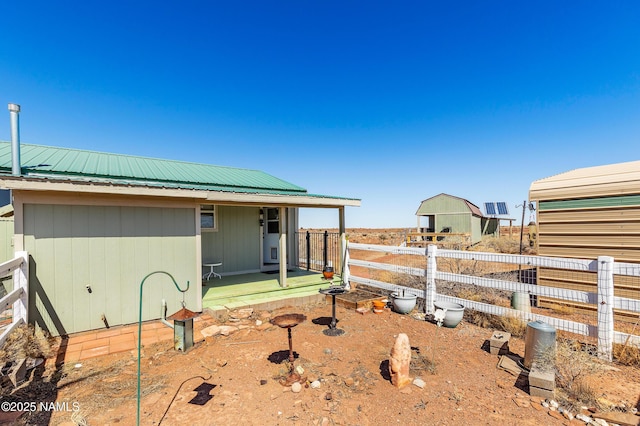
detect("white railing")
(0, 252), (29, 347)
(347, 243), (640, 361)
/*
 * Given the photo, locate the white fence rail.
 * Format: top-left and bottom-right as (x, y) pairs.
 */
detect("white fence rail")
(0, 252), (29, 347)
(347, 243), (640, 361)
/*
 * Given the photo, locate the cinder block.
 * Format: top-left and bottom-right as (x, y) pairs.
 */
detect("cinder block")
(489, 331), (511, 355)
(529, 386), (555, 399)
(528, 366), (555, 391)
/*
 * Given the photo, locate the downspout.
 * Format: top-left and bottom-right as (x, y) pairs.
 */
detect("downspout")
(8, 103), (21, 176)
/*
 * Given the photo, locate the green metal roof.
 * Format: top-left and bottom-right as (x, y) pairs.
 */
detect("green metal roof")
(0, 142), (338, 197)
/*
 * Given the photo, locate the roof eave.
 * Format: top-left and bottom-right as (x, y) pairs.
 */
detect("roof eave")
(0, 176), (361, 208)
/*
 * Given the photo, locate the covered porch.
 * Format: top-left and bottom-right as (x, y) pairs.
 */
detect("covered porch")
(202, 269), (341, 311)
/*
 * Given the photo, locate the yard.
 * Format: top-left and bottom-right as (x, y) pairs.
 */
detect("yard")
(3, 298), (640, 425)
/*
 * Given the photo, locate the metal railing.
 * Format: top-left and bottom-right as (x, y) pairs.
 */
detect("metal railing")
(295, 231), (341, 273)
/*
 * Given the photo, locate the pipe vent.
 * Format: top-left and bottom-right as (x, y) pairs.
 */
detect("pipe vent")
(8, 103), (21, 176)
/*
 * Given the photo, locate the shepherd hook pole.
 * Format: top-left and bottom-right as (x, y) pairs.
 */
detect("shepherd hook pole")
(137, 271), (189, 426)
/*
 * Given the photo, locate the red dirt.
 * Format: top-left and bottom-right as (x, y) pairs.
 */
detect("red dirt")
(10, 301), (639, 425)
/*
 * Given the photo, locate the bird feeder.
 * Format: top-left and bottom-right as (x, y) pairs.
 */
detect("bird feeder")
(167, 306), (198, 352)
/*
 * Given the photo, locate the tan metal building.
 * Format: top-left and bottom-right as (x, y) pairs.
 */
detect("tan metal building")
(529, 160), (640, 319)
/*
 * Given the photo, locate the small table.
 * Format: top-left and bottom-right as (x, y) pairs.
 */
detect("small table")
(203, 262), (222, 280)
(318, 286), (348, 336)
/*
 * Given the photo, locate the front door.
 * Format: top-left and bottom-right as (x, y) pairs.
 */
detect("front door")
(263, 208), (279, 266)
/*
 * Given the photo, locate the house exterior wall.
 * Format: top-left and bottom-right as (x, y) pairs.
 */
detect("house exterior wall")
(201, 205), (261, 274)
(0, 217), (14, 296)
(22, 202), (198, 336)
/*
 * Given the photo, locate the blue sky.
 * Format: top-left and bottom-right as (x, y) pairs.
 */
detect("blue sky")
(1, 2), (639, 228)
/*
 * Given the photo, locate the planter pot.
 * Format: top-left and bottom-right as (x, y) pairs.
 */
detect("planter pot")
(390, 292), (417, 314)
(322, 266), (334, 280)
(433, 301), (465, 328)
(372, 300), (386, 310)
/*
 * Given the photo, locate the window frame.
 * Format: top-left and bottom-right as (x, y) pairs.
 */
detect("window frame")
(200, 205), (218, 232)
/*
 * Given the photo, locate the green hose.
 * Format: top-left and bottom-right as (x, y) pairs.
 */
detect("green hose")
(137, 271), (189, 426)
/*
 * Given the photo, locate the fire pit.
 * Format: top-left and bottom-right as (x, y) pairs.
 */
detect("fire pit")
(270, 313), (307, 385)
(319, 286), (348, 336)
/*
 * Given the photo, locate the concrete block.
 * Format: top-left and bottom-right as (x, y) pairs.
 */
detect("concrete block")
(489, 331), (511, 355)
(528, 367), (555, 391)
(529, 386), (555, 399)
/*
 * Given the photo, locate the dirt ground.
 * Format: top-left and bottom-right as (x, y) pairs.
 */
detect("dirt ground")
(7, 299), (640, 426)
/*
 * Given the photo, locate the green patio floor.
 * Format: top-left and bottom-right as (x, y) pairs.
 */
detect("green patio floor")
(202, 269), (340, 311)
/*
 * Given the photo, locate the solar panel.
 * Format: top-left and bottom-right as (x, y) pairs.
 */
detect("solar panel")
(484, 202), (497, 216)
(497, 202), (509, 215)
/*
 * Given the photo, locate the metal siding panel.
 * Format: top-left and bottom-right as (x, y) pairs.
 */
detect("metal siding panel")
(71, 206), (91, 333)
(217, 206), (260, 272)
(25, 204), (197, 335)
(104, 206), (123, 327)
(88, 207), (107, 330)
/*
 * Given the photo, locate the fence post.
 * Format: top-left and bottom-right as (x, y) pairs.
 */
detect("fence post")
(306, 231), (311, 271)
(425, 244), (437, 314)
(323, 230), (328, 268)
(13, 251), (28, 325)
(597, 256), (614, 361)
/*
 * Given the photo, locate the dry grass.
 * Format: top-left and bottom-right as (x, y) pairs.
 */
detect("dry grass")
(0, 324), (53, 365)
(464, 311), (527, 337)
(613, 343), (640, 367)
(537, 339), (604, 411)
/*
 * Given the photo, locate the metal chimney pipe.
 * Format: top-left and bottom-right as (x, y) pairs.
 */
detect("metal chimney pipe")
(8, 103), (21, 176)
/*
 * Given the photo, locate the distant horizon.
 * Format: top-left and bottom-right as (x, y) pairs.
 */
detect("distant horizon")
(2, 1), (638, 228)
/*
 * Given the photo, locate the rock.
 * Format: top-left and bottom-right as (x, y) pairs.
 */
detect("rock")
(593, 419), (609, 426)
(324, 392), (332, 401)
(344, 377), (354, 387)
(549, 399), (559, 409)
(323, 348), (332, 355)
(256, 323), (273, 331)
(295, 365), (304, 375)
(255, 320), (263, 326)
(260, 379), (268, 385)
(531, 401), (544, 411)
(291, 382), (302, 393)
(310, 380), (321, 389)
(230, 308), (253, 319)
(412, 378), (426, 389)
(388, 333), (412, 388)
(575, 413), (592, 423)
(216, 359), (228, 367)
(200, 324), (239, 337)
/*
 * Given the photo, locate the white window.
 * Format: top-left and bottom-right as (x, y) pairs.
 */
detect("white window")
(200, 205), (217, 231)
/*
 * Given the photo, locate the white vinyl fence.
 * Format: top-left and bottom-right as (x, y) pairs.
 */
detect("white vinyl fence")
(0, 252), (29, 347)
(347, 243), (640, 362)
